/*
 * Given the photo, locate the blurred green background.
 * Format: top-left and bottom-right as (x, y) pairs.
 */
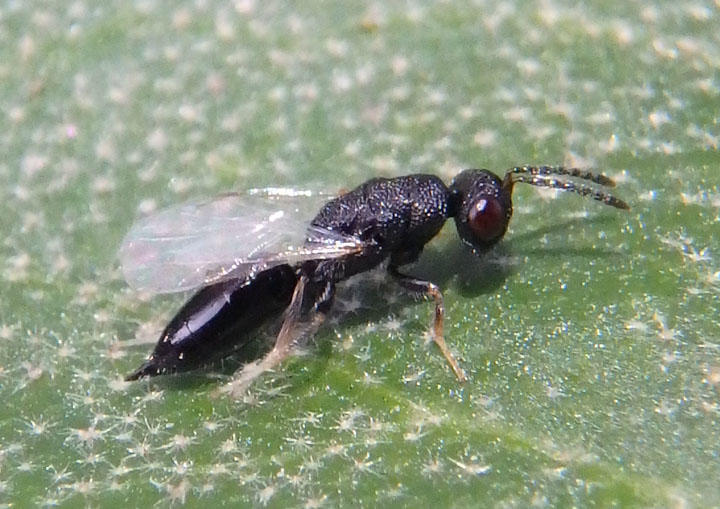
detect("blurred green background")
(1, 0), (719, 506)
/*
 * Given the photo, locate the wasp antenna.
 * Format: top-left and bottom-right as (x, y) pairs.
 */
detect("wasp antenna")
(508, 165), (617, 187)
(508, 173), (630, 210)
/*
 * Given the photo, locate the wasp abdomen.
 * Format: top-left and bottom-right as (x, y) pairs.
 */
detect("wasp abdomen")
(125, 264), (298, 380)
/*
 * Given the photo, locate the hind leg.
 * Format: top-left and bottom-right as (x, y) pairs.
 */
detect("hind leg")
(221, 275), (335, 396)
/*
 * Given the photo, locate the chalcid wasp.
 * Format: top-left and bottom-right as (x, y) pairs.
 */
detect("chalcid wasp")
(120, 166), (628, 389)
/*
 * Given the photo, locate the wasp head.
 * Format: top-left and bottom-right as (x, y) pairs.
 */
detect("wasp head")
(449, 169), (513, 252)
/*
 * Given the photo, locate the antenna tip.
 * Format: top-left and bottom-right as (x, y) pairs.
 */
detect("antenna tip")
(617, 200), (631, 211)
(597, 175), (617, 187)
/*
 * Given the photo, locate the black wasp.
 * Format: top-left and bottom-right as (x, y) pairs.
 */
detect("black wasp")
(121, 166), (628, 388)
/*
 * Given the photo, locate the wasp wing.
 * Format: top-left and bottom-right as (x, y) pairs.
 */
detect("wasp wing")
(119, 189), (362, 294)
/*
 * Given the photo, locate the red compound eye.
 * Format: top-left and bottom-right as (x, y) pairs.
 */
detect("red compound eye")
(467, 197), (505, 241)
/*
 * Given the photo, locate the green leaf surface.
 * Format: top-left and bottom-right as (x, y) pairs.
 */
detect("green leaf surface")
(1, 1), (718, 507)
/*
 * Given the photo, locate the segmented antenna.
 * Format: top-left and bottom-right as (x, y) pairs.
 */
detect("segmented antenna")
(503, 165), (630, 210)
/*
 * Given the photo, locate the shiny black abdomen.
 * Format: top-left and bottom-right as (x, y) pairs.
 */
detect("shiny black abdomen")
(125, 264), (298, 379)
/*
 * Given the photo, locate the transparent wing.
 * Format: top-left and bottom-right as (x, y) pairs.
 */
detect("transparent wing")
(119, 188), (363, 294)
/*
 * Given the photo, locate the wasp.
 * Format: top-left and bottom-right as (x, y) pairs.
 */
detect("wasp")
(120, 166), (628, 387)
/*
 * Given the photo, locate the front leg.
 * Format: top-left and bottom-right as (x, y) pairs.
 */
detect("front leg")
(388, 264), (467, 382)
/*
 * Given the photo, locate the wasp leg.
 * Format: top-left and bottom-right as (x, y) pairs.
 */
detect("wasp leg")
(388, 265), (467, 382)
(221, 276), (335, 397)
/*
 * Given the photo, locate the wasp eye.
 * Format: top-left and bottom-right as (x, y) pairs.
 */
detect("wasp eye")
(467, 197), (505, 242)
